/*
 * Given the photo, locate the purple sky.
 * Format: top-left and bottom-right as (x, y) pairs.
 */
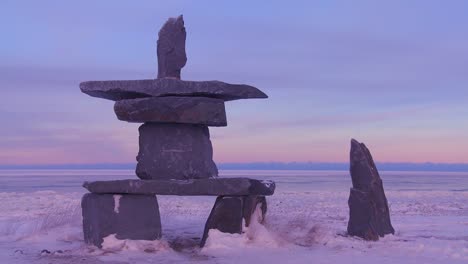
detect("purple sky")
(1, 1), (467, 165)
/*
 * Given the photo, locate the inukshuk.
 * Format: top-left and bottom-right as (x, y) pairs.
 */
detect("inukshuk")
(347, 139), (395, 240)
(79, 15), (275, 248)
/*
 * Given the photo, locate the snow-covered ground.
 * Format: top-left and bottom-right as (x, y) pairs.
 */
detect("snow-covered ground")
(1, 188), (467, 263)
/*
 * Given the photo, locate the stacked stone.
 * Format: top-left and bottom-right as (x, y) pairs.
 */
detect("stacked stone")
(80, 15), (274, 248)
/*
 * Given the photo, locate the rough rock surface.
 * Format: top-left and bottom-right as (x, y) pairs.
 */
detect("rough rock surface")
(347, 139), (395, 240)
(243, 196), (267, 227)
(83, 178), (276, 196)
(200, 195), (267, 247)
(200, 196), (243, 247)
(136, 123), (218, 180)
(80, 78), (268, 102)
(81, 193), (161, 248)
(114, 96), (227, 126)
(157, 15), (187, 79)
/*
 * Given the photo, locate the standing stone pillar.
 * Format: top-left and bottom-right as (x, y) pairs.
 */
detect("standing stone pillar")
(347, 139), (395, 240)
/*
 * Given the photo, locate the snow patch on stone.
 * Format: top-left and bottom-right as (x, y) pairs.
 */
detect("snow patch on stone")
(101, 234), (170, 252)
(113, 195), (122, 214)
(261, 180), (274, 188)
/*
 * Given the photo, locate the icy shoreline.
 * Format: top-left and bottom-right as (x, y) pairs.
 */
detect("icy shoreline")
(0, 189), (467, 263)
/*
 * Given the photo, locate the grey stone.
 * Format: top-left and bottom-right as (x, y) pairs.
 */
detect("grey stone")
(114, 96), (227, 126)
(157, 15), (187, 79)
(200, 196), (243, 247)
(136, 123), (218, 180)
(81, 193), (161, 248)
(83, 178), (276, 196)
(79, 78), (268, 101)
(347, 139), (395, 240)
(200, 195), (268, 247)
(243, 196), (267, 227)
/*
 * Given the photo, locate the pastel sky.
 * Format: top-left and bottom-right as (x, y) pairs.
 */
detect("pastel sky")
(1, 1), (467, 165)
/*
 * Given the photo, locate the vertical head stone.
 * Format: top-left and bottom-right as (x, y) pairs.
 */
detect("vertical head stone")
(157, 15), (187, 79)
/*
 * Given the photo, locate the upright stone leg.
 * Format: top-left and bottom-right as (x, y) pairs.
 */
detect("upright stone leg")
(200, 196), (267, 247)
(82, 193), (162, 248)
(200, 196), (243, 247)
(243, 196), (267, 227)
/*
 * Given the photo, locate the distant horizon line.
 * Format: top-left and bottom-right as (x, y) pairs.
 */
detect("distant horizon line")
(1, 162), (468, 172)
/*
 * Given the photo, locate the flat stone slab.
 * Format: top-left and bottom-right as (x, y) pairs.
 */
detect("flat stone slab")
(83, 178), (276, 196)
(80, 78), (268, 101)
(114, 96), (227, 126)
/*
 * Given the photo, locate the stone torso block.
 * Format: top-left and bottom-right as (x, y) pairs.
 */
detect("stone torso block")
(136, 122), (218, 180)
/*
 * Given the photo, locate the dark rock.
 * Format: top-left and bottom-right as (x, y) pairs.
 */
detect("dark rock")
(200, 195), (268, 247)
(114, 96), (227, 126)
(79, 78), (268, 101)
(157, 15), (187, 79)
(83, 178), (276, 196)
(243, 196), (267, 227)
(347, 139), (395, 240)
(81, 193), (161, 248)
(136, 123), (218, 180)
(200, 196), (243, 247)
